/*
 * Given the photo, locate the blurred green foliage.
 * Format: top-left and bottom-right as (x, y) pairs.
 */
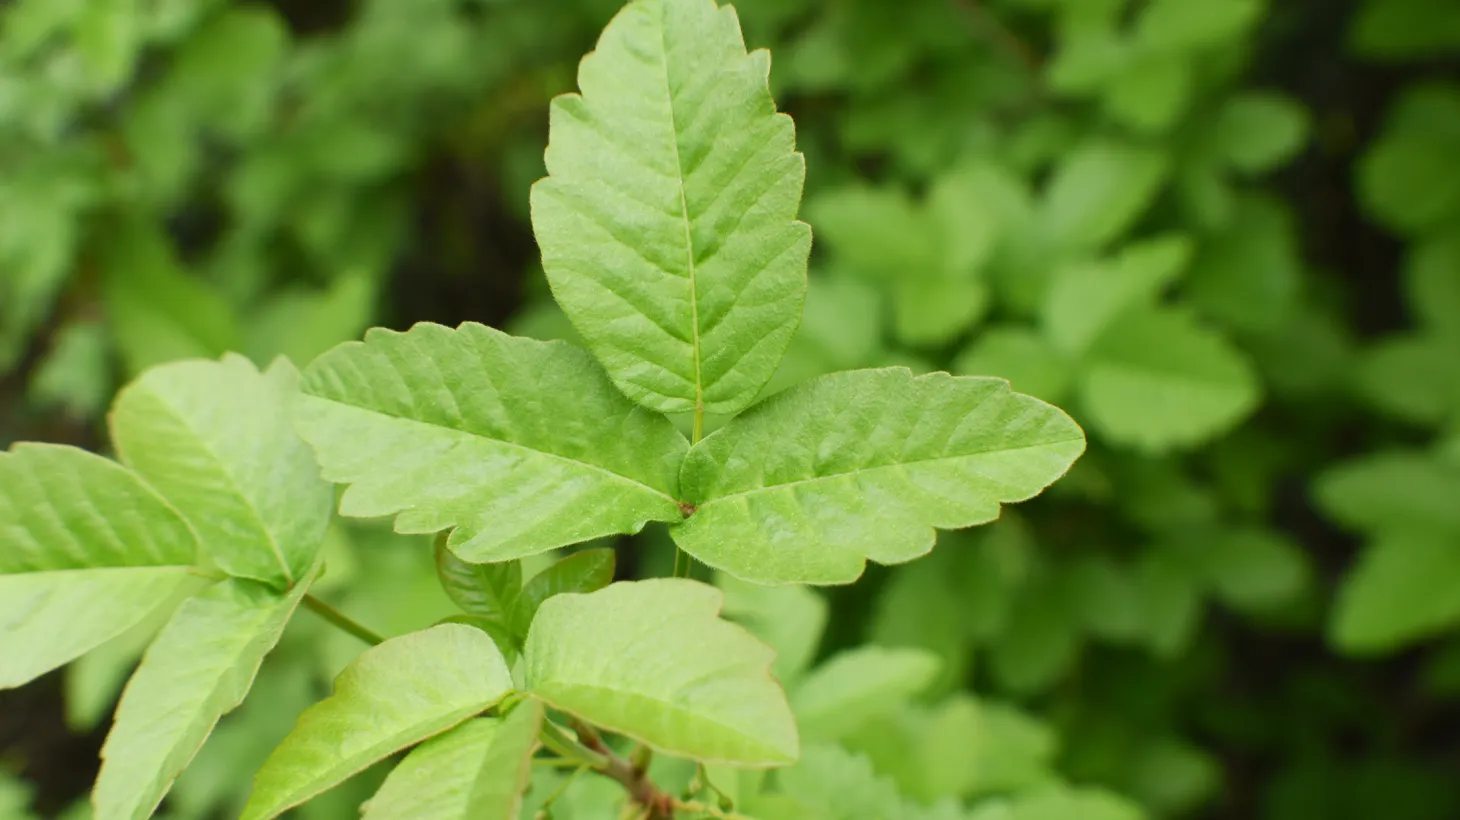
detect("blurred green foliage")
(1, 0), (1458, 817)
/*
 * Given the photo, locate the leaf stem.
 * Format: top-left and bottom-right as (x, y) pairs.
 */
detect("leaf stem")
(302, 595), (386, 646)
(572, 720), (675, 819)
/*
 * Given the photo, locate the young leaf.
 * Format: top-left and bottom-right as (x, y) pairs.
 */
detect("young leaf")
(790, 646), (941, 742)
(295, 322), (687, 563)
(524, 578), (798, 766)
(241, 624), (514, 820)
(530, 0), (811, 416)
(435, 535), (521, 632)
(361, 702), (543, 820)
(92, 572), (315, 820)
(672, 369), (1085, 585)
(110, 355), (333, 588)
(0, 443), (198, 688)
(1079, 307), (1259, 452)
(509, 548), (615, 638)
(0, 568), (193, 690)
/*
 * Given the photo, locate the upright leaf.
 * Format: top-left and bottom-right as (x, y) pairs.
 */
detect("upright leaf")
(361, 702), (543, 820)
(242, 624), (514, 820)
(510, 548), (615, 637)
(672, 369), (1085, 585)
(1332, 533), (1460, 653)
(1040, 140), (1168, 253)
(530, 0), (811, 415)
(296, 323), (686, 563)
(791, 647), (941, 742)
(0, 443), (198, 688)
(93, 572), (315, 820)
(435, 534), (521, 631)
(109, 356), (333, 587)
(524, 579), (798, 766)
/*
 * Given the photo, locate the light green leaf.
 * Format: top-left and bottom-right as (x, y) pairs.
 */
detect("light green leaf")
(110, 355), (333, 588)
(510, 548), (615, 638)
(242, 624), (514, 820)
(93, 572), (315, 820)
(361, 702), (543, 820)
(1079, 307), (1260, 451)
(1316, 452), (1460, 535)
(0, 568), (193, 690)
(1332, 532), (1460, 654)
(717, 573), (827, 687)
(0, 443), (197, 572)
(1042, 234), (1192, 355)
(999, 787), (1146, 820)
(966, 702), (1059, 798)
(1213, 93), (1310, 174)
(434, 535), (521, 634)
(791, 646), (940, 742)
(524, 578), (798, 766)
(954, 326), (1075, 404)
(755, 745), (904, 820)
(1196, 528), (1311, 612)
(530, 0), (811, 415)
(1102, 55), (1191, 134)
(1135, 0), (1261, 51)
(893, 278), (989, 348)
(245, 274), (377, 367)
(807, 184), (936, 277)
(673, 368), (1085, 585)
(845, 696), (982, 804)
(1040, 140), (1169, 253)
(295, 322), (686, 563)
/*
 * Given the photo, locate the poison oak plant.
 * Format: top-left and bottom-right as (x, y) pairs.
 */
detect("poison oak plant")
(0, 1), (1085, 818)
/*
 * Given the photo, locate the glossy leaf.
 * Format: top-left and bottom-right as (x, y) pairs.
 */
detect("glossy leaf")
(524, 578), (798, 766)
(530, 0), (811, 415)
(110, 355), (333, 587)
(93, 572), (314, 820)
(361, 702), (543, 820)
(672, 368), (1085, 585)
(510, 548), (615, 637)
(296, 322), (686, 563)
(435, 534), (521, 632)
(241, 624), (514, 820)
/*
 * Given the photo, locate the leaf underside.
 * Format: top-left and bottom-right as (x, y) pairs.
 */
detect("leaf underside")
(531, 0), (811, 415)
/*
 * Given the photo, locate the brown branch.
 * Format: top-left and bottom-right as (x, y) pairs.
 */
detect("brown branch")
(573, 721), (675, 819)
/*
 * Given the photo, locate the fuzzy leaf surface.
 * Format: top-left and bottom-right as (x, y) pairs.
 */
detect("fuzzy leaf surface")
(93, 572), (313, 820)
(296, 322), (686, 563)
(110, 355), (332, 587)
(530, 0), (811, 415)
(242, 624), (514, 820)
(524, 578), (798, 766)
(361, 703), (542, 820)
(672, 369), (1085, 585)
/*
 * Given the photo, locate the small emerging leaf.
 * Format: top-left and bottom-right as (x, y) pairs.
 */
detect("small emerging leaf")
(510, 548), (615, 637)
(435, 534), (521, 632)
(241, 624), (514, 820)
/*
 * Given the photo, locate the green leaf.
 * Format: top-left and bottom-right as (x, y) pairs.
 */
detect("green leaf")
(1066, 555), (1144, 643)
(893, 278), (989, 348)
(1196, 528), (1311, 612)
(753, 745), (903, 820)
(1186, 195), (1302, 333)
(672, 368), (1085, 585)
(510, 548), (615, 638)
(0, 568), (193, 690)
(844, 695), (982, 803)
(1137, 548), (1203, 658)
(1332, 532), (1460, 654)
(524, 578), (798, 766)
(1135, 0), (1261, 51)
(955, 326), (1075, 405)
(296, 322), (686, 563)
(110, 355), (333, 588)
(717, 573), (827, 687)
(93, 572), (315, 820)
(991, 573), (1081, 692)
(1102, 55), (1191, 134)
(1079, 307), (1260, 451)
(361, 702), (543, 820)
(807, 184), (937, 277)
(1041, 234), (1192, 355)
(1408, 234), (1460, 341)
(242, 624), (514, 820)
(1352, 0), (1460, 59)
(530, 0), (811, 416)
(966, 702), (1059, 798)
(434, 535), (521, 633)
(1213, 93), (1310, 174)
(1316, 452), (1460, 535)
(995, 787), (1146, 820)
(1358, 84), (1460, 236)
(245, 274), (377, 367)
(1040, 140), (1169, 253)
(791, 646), (940, 742)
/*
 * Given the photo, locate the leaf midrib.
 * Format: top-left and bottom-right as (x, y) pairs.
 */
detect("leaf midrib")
(694, 435), (1085, 506)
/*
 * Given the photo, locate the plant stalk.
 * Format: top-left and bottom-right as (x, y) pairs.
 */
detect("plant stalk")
(573, 720), (675, 819)
(302, 595), (386, 646)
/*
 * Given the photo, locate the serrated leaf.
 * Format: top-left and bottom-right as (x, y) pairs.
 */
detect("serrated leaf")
(1332, 532), (1460, 653)
(1040, 140), (1169, 253)
(361, 702), (543, 820)
(510, 548), (615, 638)
(295, 322), (686, 563)
(530, 0), (811, 416)
(0, 568), (193, 690)
(1079, 307), (1259, 451)
(434, 535), (521, 632)
(1213, 93), (1309, 174)
(93, 572), (315, 820)
(110, 355), (333, 588)
(672, 368), (1085, 585)
(242, 624), (514, 820)
(1042, 234), (1192, 355)
(524, 578), (798, 766)
(791, 646), (940, 742)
